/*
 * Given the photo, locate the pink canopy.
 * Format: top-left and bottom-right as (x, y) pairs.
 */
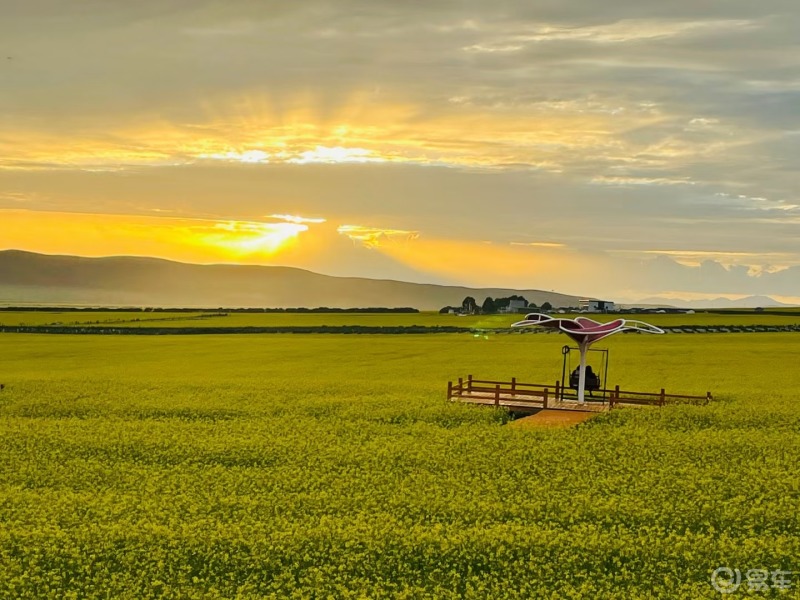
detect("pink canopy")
(512, 313), (664, 344)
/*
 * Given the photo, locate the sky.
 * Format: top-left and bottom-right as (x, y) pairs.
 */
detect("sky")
(1, 0), (799, 304)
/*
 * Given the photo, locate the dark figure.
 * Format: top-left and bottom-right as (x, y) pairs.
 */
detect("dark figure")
(585, 366), (600, 395)
(569, 366), (600, 396)
(568, 367), (580, 391)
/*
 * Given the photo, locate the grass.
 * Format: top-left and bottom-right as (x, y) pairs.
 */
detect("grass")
(2, 309), (800, 329)
(0, 311), (209, 327)
(0, 332), (798, 598)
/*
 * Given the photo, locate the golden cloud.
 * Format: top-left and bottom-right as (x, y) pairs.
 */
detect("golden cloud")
(269, 214), (327, 224)
(337, 225), (420, 248)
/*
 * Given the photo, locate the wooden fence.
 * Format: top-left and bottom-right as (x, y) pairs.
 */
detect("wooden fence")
(608, 386), (712, 407)
(447, 375), (712, 412)
(447, 376), (555, 410)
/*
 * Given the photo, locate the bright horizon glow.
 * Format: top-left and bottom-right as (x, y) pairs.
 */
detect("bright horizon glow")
(0, 210), (318, 264)
(2, 207), (800, 302)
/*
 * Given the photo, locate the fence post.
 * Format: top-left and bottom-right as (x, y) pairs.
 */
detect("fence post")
(494, 384), (500, 407)
(447, 381), (452, 400)
(543, 388), (548, 409)
(660, 388), (666, 407)
(555, 381), (560, 401)
(511, 377), (516, 394)
(468, 374), (473, 393)
(458, 377), (463, 397)
(707, 391), (712, 404)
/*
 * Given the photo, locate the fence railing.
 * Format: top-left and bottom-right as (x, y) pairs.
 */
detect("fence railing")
(448, 377), (553, 408)
(608, 386), (712, 407)
(447, 375), (712, 409)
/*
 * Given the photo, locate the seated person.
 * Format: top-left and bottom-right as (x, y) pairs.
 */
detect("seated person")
(569, 366), (600, 395)
(585, 366), (600, 391)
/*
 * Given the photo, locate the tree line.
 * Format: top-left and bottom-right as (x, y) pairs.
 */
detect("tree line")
(440, 296), (553, 315)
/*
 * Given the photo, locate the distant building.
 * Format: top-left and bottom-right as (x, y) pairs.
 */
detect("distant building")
(579, 299), (616, 313)
(498, 299), (529, 314)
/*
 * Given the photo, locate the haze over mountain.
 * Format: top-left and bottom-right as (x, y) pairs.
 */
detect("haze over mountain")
(637, 295), (792, 310)
(0, 250), (580, 310)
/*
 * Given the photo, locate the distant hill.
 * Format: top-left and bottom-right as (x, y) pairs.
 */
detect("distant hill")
(637, 295), (791, 309)
(0, 250), (581, 310)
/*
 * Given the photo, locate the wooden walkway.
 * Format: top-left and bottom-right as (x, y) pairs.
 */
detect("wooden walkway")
(447, 375), (711, 415)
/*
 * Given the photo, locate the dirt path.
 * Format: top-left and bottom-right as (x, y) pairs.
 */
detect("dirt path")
(508, 409), (599, 429)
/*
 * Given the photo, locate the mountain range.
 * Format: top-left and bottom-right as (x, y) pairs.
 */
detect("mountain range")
(0, 250), (581, 310)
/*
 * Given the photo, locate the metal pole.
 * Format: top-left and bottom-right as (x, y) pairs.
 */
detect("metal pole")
(577, 340), (588, 403)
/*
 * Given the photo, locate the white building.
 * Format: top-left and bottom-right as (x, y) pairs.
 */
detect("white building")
(579, 299), (616, 313)
(498, 299), (529, 313)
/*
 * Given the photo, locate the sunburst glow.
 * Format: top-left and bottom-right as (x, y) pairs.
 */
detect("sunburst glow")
(192, 221), (309, 255)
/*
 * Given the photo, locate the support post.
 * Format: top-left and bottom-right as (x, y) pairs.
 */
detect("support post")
(555, 380), (560, 401)
(447, 381), (452, 400)
(511, 377), (516, 395)
(458, 377), (463, 397)
(577, 340), (588, 404)
(543, 388), (548, 409)
(468, 374), (473, 393)
(660, 388), (666, 407)
(494, 384), (500, 407)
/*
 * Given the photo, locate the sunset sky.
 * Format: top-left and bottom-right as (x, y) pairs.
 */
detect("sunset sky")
(2, 1), (799, 303)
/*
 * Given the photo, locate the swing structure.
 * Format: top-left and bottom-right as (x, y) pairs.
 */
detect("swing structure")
(446, 313), (713, 414)
(561, 345), (608, 402)
(512, 313), (664, 404)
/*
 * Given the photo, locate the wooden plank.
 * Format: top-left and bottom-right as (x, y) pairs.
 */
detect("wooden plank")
(464, 385), (547, 398)
(469, 378), (553, 390)
(452, 390), (544, 403)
